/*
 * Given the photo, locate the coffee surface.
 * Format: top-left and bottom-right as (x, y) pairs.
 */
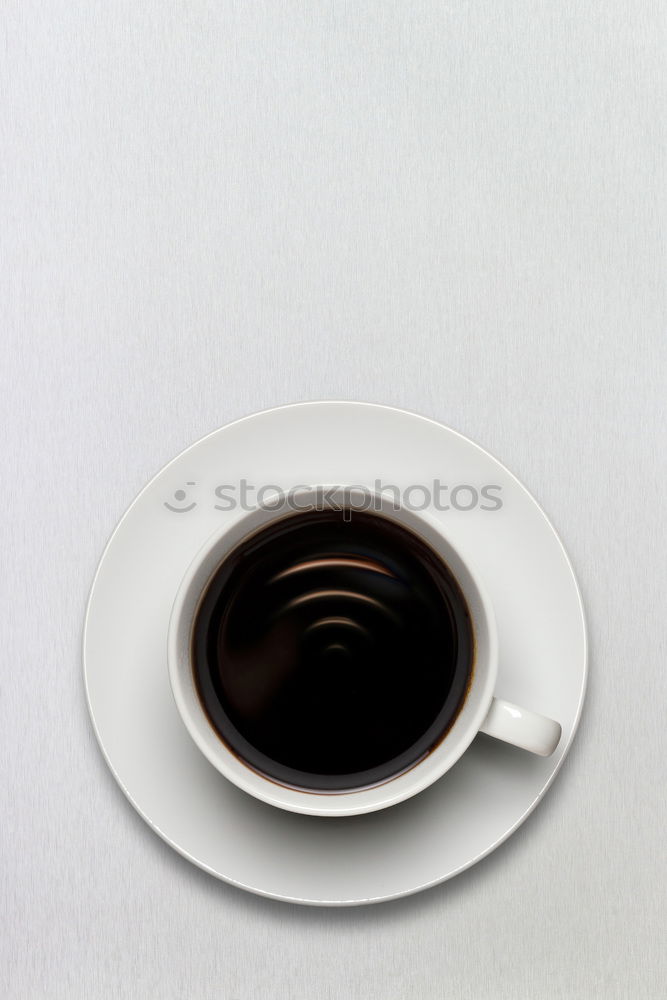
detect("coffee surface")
(192, 509), (473, 791)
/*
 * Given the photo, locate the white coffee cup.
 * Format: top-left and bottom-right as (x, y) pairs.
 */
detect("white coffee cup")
(168, 487), (561, 817)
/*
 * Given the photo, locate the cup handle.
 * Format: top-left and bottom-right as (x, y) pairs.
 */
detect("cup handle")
(479, 698), (562, 756)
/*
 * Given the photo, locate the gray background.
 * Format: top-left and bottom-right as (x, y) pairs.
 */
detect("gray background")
(2, 2), (665, 997)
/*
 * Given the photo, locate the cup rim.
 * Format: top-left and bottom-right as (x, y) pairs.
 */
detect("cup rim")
(167, 485), (498, 817)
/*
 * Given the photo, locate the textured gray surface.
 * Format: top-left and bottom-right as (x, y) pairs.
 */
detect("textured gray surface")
(2, 2), (665, 997)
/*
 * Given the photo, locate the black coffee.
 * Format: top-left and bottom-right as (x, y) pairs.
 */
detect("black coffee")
(192, 509), (473, 792)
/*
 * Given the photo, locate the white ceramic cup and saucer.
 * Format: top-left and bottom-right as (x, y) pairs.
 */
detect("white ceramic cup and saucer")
(168, 485), (562, 818)
(84, 402), (587, 903)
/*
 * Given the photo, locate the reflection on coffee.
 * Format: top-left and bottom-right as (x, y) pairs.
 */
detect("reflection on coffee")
(192, 509), (473, 792)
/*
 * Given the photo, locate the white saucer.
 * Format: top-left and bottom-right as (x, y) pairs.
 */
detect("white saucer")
(83, 402), (587, 906)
